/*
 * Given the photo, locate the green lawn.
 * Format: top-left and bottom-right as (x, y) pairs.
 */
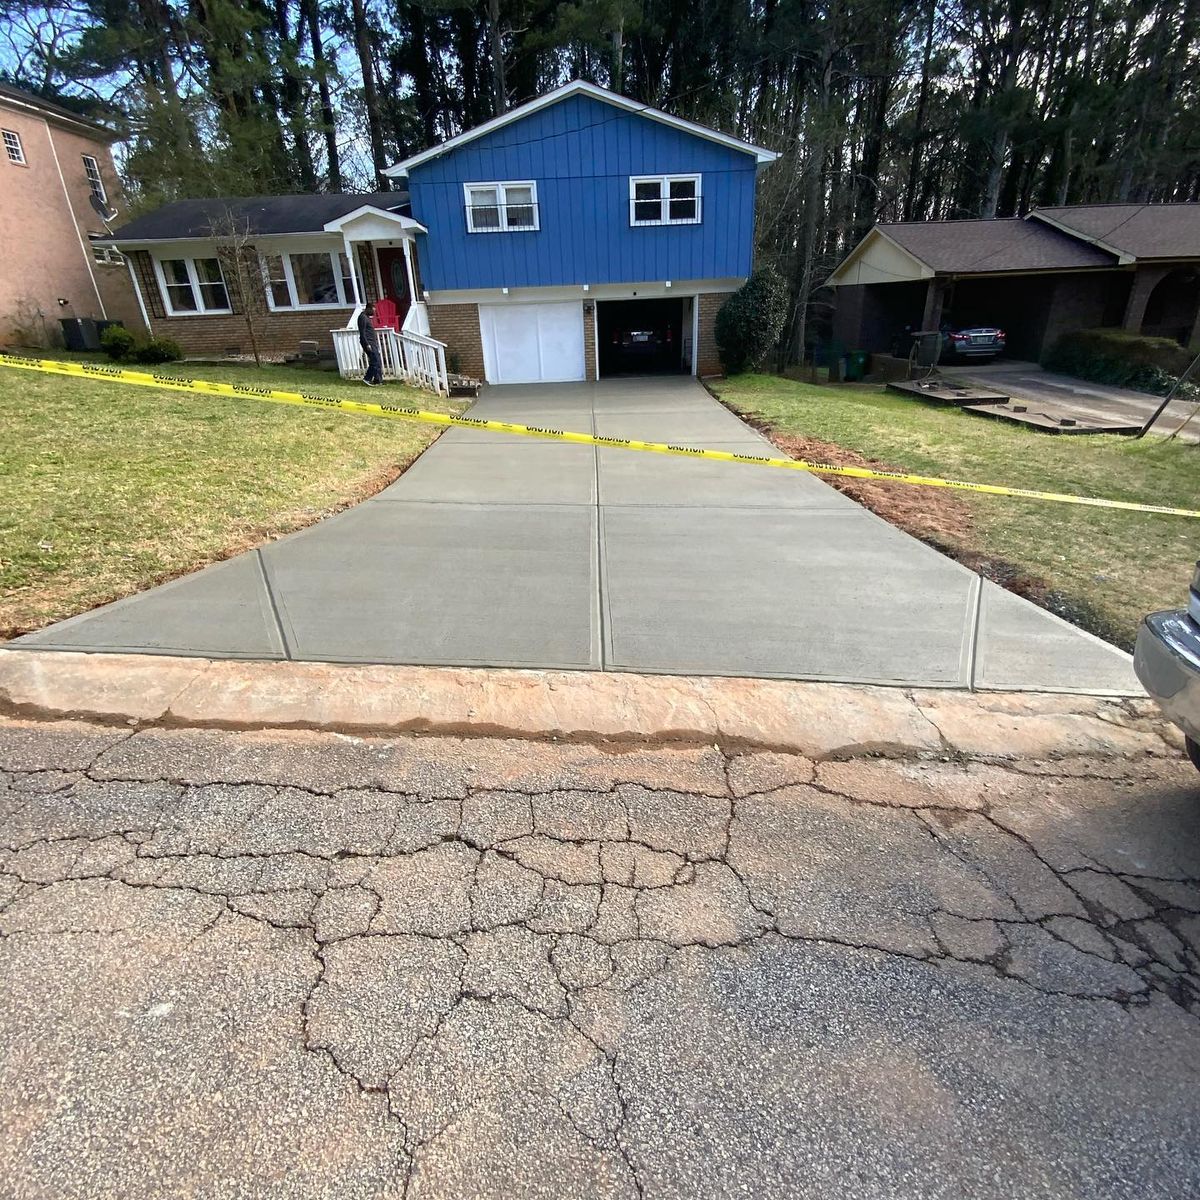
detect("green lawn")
(711, 374), (1199, 650)
(0, 354), (460, 637)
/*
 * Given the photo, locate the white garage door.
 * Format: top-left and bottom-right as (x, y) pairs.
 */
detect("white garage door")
(478, 302), (585, 384)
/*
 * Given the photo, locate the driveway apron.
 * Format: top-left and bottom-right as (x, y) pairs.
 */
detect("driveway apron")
(14, 377), (1137, 692)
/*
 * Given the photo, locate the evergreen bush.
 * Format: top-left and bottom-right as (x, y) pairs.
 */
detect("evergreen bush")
(715, 267), (789, 374)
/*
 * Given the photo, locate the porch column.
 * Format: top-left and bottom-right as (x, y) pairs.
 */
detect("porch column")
(1121, 264), (1171, 334)
(401, 238), (419, 303)
(920, 277), (947, 331)
(342, 235), (363, 308)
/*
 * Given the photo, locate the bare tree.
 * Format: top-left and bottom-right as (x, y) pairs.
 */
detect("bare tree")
(210, 206), (267, 368)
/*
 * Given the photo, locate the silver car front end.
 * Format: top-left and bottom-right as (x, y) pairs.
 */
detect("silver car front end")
(1134, 564), (1200, 745)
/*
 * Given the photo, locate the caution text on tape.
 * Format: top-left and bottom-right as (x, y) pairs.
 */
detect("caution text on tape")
(3, 352), (1197, 519)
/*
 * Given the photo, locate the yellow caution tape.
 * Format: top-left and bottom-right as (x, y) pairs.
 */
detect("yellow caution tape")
(4, 351), (1198, 519)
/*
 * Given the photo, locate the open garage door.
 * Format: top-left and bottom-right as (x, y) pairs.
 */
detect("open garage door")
(598, 298), (688, 377)
(479, 302), (586, 384)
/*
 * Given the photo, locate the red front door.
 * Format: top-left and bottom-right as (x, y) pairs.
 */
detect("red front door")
(376, 247), (411, 326)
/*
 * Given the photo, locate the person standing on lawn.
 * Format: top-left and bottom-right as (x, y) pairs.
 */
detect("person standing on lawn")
(358, 301), (383, 386)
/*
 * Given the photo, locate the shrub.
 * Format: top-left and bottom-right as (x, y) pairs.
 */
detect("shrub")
(715, 266), (789, 374)
(130, 336), (183, 365)
(1043, 328), (1192, 393)
(99, 324), (136, 360)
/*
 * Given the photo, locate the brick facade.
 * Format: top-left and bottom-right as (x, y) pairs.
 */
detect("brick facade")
(129, 248), (355, 357)
(427, 302), (485, 378)
(697, 292), (734, 377)
(583, 300), (597, 380)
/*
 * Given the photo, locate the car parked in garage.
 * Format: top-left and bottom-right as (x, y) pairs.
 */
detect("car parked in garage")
(942, 325), (1007, 360)
(1134, 561), (1200, 772)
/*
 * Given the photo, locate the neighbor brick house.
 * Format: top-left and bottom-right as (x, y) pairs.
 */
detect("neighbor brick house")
(99, 81), (778, 389)
(828, 204), (1200, 361)
(0, 81), (143, 346)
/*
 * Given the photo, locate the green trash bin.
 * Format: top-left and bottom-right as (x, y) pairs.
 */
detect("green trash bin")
(844, 350), (869, 382)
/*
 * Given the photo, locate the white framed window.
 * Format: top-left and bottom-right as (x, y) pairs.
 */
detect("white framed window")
(152, 255), (231, 315)
(464, 180), (539, 233)
(3, 129), (25, 165)
(629, 174), (702, 226)
(82, 154), (106, 204)
(91, 243), (124, 266)
(258, 249), (357, 310)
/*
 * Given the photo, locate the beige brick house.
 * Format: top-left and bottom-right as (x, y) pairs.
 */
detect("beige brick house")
(0, 82), (143, 347)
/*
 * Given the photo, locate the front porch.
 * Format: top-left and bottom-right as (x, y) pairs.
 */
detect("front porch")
(322, 204), (449, 394)
(331, 325), (449, 394)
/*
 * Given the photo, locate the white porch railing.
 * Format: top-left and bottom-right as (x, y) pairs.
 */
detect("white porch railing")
(331, 323), (448, 395)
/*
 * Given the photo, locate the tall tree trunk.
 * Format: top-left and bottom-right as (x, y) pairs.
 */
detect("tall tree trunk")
(350, 0), (388, 187)
(486, 0), (507, 114)
(302, 0), (342, 189)
(904, 0), (936, 221)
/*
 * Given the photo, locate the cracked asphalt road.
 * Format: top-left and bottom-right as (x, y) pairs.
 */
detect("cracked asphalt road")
(1, 719), (1199, 1198)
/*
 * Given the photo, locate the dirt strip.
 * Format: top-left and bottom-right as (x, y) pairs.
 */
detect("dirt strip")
(0, 649), (1180, 763)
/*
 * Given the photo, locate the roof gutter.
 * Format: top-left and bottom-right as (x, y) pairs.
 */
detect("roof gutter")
(0, 90), (120, 141)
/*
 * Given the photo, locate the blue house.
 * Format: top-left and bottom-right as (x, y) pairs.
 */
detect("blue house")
(102, 81), (777, 389)
(388, 81), (777, 383)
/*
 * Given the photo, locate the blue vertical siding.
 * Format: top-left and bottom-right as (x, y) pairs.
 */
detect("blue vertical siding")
(407, 94), (760, 292)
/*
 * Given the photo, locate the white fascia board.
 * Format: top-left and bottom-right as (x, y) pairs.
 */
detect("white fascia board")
(384, 80), (778, 177)
(824, 228), (934, 286)
(322, 204), (426, 234)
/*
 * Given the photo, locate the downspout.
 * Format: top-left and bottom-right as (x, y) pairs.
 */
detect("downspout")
(45, 120), (107, 318)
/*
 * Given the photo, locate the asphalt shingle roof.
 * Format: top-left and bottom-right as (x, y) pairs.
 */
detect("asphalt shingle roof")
(877, 217), (1117, 273)
(109, 193), (410, 241)
(1032, 204), (1200, 260)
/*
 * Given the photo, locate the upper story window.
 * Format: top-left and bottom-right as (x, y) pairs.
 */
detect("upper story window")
(154, 255), (230, 315)
(464, 181), (538, 233)
(3, 129), (25, 165)
(82, 154), (106, 204)
(630, 174), (702, 226)
(259, 250), (356, 309)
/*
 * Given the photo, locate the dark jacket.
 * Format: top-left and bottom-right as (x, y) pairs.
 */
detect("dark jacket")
(357, 309), (380, 353)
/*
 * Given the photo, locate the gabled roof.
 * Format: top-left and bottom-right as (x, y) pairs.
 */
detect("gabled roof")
(827, 216), (1117, 286)
(877, 218), (1116, 273)
(1030, 204), (1200, 263)
(106, 192), (412, 243)
(384, 79), (778, 177)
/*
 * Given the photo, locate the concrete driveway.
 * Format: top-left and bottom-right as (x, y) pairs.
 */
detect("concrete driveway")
(944, 360), (1199, 442)
(14, 377), (1136, 693)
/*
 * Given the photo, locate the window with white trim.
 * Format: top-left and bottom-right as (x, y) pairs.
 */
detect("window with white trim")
(82, 154), (106, 203)
(629, 174), (701, 226)
(258, 249), (356, 310)
(155, 256), (230, 314)
(91, 243), (124, 266)
(464, 181), (539, 232)
(3, 129), (25, 165)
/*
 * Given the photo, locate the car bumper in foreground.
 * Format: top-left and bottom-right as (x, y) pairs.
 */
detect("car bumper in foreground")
(1135, 610), (1200, 743)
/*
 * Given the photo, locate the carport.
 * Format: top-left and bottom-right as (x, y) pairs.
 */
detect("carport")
(597, 297), (690, 377)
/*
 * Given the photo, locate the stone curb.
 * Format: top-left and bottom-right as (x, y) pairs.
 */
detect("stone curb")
(0, 649), (1178, 762)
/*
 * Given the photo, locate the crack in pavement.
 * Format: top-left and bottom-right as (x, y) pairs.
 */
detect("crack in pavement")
(1, 723), (1199, 1197)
